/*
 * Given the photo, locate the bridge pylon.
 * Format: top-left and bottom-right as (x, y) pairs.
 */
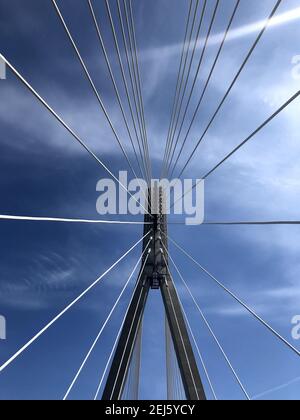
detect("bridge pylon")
(102, 186), (206, 401)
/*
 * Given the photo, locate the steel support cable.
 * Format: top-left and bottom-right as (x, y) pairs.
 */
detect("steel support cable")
(124, 355), (134, 401)
(175, 347), (186, 400)
(63, 239), (151, 400)
(174, 345), (179, 400)
(136, 321), (143, 399)
(175, 364), (180, 400)
(204, 93), (300, 179)
(88, 0), (150, 208)
(162, 252), (217, 400)
(108, 256), (156, 400)
(0, 232), (151, 374)
(167, 325), (172, 399)
(94, 252), (151, 400)
(166, 316), (182, 400)
(166, 316), (174, 399)
(204, 221), (300, 226)
(123, 0), (150, 182)
(173, 350), (178, 400)
(176, 0), (283, 180)
(172, 88), (300, 208)
(160, 256), (201, 400)
(110, 310), (144, 400)
(116, 0), (150, 185)
(165, 0), (208, 179)
(162, 0), (199, 177)
(170, 320), (179, 400)
(174, 353), (182, 400)
(87, 0), (145, 181)
(179, 297), (218, 400)
(130, 319), (142, 399)
(165, 288), (184, 400)
(51, 0), (140, 186)
(162, 246), (248, 400)
(161, 0), (194, 179)
(124, 15), (152, 183)
(94, 312), (125, 400)
(0, 214), (150, 225)
(166, 234), (300, 360)
(164, 0), (201, 176)
(170, 0), (241, 178)
(121, 1), (151, 184)
(168, 220), (300, 226)
(101, 0), (148, 184)
(167, 0), (219, 178)
(128, 0), (152, 182)
(123, 320), (142, 400)
(162, 0), (201, 178)
(128, 326), (137, 400)
(123, 364), (132, 400)
(0, 54), (149, 215)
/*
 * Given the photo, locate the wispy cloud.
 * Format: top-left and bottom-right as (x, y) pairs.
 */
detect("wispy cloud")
(252, 374), (300, 400)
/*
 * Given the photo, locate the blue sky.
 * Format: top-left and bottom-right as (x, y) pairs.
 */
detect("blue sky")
(1, 0), (300, 400)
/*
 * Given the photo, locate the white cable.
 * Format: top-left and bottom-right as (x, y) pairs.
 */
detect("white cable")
(93, 252), (150, 400)
(161, 254), (200, 400)
(0, 53), (149, 215)
(63, 239), (152, 400)
(162, 243), (250, 400)
(181, 303), (217, 400)
(51, 0), (139, 182)
(164, 249), (217, 400)
(167, 233), (300, 359)
(0, 232), (150, 374)
(0, 214), (148, 225)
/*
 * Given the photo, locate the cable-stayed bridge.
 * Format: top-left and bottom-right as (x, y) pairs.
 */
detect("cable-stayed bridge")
(0, 0), (300, 401)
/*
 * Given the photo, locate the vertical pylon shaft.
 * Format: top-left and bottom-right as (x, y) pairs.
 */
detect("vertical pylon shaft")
(157, 188), (206, 401)
(102, 202), (153, 401)
(102, 187), (206, 400)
